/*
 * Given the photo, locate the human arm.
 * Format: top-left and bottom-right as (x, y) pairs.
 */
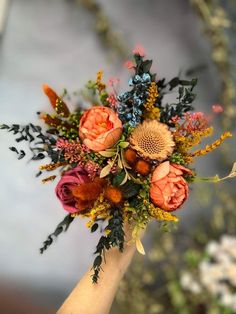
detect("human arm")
(57, 225), (137, 314)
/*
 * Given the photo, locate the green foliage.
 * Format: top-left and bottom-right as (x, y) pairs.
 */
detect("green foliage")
(91, 208), (124, 283)
(159, 78), (197, 125)
(40, 214), (74, 254)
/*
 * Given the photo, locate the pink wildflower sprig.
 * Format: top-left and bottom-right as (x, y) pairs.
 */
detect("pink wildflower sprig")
(56, 139), (90, 163)
(124, 60), (135, 70)
(133, 44), (145, 57)
(212, 104), (224, 113)
(84, 160), (101, 179)
(176, 112), (210, 137)
(107, 93), (118, 108)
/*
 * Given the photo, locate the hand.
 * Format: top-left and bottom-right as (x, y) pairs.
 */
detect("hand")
(57, 222), (144, 314)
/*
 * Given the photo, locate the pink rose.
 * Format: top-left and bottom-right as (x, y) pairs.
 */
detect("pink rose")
(79, 106), (122, 151)
(150, 161), (192, 211)
(55, 166), (89, 213)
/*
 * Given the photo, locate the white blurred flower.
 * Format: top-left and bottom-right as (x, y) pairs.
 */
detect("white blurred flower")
(199, 235), (236, 311)
(182, 235), (236, 312)
(180, 272), (201, 294)
(206, 241), (218, 255)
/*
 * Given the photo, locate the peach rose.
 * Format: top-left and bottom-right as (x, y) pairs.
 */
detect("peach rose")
(79, 106), (122, 151)
(150, 161), (192, 211)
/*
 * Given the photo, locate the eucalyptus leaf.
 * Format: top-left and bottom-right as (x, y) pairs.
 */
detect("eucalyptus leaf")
(99, 151), (116, 157)
(118, 141), (129, 149)
(118, 155), (123, 169)
(230, 162), (236, 175)
(122, 180), (141, 198)
(100, 164), (112, 178)
(112, 171), (126, 186)
(136, 238), (145, 255)
(120, 172), (129, 185)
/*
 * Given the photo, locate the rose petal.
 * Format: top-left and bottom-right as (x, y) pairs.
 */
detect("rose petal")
(152, 161), (170, 182)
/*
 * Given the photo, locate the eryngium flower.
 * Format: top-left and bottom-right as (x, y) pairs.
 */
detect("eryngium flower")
(129, 120), (175, 161)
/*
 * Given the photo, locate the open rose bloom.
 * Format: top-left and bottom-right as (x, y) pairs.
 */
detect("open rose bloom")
(55, 166), (90, 213)
(79, 106), (122, 151)
(150, 161), (192, 211)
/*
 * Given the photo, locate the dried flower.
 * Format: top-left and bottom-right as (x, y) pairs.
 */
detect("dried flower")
(135, 160), (152, 176)
(130, 120), (175, 161)
(107, 93), (117, 108)
(79, 106), (123, 152)
(84, 161), (101, 179)
(148, 204), (178, 222)
(123, 148), (138, 165)
(72, 177), (105, 202)
(143, 82), (159, 115)
(43, 84), (70, 117)
(150, 161), (192, 211)
(104, 186), (123, 204)
(96, 70), (106, 92)
(55, 166), (90, 213)
(191, 131), (232, 157)
(212, 104), (224, 113)
(108, 77), (120, 87)
(56, 139), (85, 163)
(124, 60), (135, 69)
(133, 44), (145, 57)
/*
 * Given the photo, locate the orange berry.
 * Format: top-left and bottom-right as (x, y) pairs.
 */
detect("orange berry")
(123, 148), (137, 165)
(135, 160), (151, 176)
(104, 186), (123, 204)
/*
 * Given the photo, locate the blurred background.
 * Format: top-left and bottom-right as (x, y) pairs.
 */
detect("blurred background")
(0, 0), (235, 313)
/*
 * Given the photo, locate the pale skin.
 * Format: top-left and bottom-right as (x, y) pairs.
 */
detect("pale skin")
(57, 224), (140, 314)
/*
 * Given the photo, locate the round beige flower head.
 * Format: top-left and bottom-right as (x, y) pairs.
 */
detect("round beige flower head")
(129, 120), (175, 161)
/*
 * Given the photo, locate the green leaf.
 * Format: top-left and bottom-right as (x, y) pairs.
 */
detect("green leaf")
(117, 155), (123, 169)
(118, 141), (129, 149)
(112, 171), (126, 186)
(91, 223), (99, 233)
(93, 255), (102, 268)
(99, 151), (116, 157)
(168, 77), (180, 90)
(142, 59), (153, 72)
(100, 164), (112, 178)
(121, 180), (141, 198)
(120, 172), (129, 185)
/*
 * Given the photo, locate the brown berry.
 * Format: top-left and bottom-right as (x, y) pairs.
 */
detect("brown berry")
(123, 148), (137, 165)
(135, 160), (151, 176)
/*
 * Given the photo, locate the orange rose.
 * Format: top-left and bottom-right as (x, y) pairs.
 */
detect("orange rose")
(79, 106), (122, 151)
(150, 161), (192, 211)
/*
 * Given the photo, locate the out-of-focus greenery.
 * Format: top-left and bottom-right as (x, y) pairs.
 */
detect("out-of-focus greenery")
(76, 0), (129, 59)
(112, 1), (236, 313)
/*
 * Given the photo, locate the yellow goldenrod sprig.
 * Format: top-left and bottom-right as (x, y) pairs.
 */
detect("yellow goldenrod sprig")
(42, 175), (57, 183)
(148, 204), (179, 222)
(191, 131), (232, 157)
(96, 70), (106, 93)
(143, 82), (160, 119)
(39, 162), (66, 171)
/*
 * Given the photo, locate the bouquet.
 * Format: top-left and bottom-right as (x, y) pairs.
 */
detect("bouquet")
(1, 46), (235, 283)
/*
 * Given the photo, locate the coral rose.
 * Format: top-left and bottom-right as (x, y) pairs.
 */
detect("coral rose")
(150, 161), (192, 211)
(55, 166), (90, 213)
(79, 106), (122, 151)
